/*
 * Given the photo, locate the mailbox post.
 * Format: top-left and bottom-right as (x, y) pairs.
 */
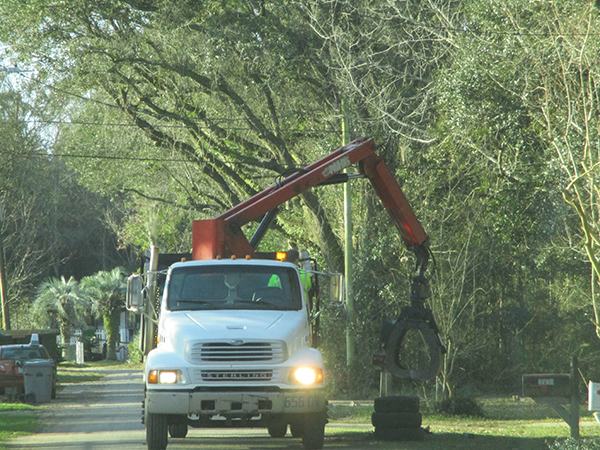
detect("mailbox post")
(522, 357), (580, 439)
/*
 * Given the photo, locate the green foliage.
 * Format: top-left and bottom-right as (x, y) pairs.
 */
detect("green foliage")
(547, 439), (600, 450)
(80, 329), (101, 361)
(1, 0), (600, 399)
(33, 276), (89, 346)
(56, 369), (104, 384)
(80, 268), (127, 360)
(0, 413), (37, 440)
(127, 330), (143, 364)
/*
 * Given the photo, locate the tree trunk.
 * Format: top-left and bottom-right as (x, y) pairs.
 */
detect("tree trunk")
(103, 309), (121, 360)
(60, 319), (74, 360)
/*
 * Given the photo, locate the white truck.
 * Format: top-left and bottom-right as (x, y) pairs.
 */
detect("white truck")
(127, 137), (445, 450)
(128, 252), (328, 450)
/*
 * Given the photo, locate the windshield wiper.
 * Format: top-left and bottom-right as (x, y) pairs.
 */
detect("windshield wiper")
(235, 300), (283, 310)
(174, 300), (218, 310)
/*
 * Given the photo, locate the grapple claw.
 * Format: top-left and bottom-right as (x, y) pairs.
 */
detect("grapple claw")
(384, 305), (445, 381)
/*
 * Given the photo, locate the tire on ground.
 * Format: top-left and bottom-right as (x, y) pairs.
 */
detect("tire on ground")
(373, 426), (426, 441)
(371, 411), (422, 428)
(374, 396), (420, 413)
(168, 422), (188, 438)
(146, 412), (168, 450)
(267, 421), (287, 438)
(302, 417), (325, 450)
(290, 421), (304, 438)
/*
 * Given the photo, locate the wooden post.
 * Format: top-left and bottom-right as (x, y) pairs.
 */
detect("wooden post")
(0, 206), (10, 330)
(379, 371), (392, 397)
(570, 356), (580, 439)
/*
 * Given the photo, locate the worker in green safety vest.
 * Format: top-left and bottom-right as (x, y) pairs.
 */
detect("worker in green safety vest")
(268, 249), (312, 295)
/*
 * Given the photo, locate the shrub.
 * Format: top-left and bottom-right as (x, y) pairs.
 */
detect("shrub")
(433, 397), (484, 418)
(546, 438), (600, 450)
(128, 331), (143, 364)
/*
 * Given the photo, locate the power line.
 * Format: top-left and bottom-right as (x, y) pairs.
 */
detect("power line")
(26, 119), (340, 134)
(30, 152), (191, 163)
(27, 151), (309, 172)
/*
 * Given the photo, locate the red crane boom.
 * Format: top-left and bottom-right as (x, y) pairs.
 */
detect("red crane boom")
(191, 137), (444, 381)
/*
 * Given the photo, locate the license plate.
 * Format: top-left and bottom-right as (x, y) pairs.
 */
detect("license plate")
(283, 394), (323, 411)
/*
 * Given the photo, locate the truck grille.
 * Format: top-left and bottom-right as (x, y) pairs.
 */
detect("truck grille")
(196, 369), (278, 382)
(189, 342), (285, 364)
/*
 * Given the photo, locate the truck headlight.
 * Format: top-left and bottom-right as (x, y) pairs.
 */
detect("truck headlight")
(147, 369), (186, 384)
(291, 367), (323, 385)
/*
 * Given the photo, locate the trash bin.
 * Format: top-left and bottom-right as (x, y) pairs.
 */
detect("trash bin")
(23, 360), (53, 403)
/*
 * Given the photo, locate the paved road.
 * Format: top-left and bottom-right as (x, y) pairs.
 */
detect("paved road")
(6, 369), (146, 449)
(4, 369), (378, 450)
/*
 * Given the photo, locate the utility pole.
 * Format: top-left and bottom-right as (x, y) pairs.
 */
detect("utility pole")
(0, 205), (10, 330)
(342, 100), (355, 365)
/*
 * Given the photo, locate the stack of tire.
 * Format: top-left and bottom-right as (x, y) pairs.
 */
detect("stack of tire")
(372, 396), (425, 441)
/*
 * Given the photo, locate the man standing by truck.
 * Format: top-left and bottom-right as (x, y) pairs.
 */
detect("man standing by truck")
(269, 249), (312, 296)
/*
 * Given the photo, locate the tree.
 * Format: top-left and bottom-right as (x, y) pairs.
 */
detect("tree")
(0, 0), (347, 269)
(34, 276), (88, 357)
(0, 74), (133, 328)
(422, 0), (598, 391)
(81, 267), (127, 360)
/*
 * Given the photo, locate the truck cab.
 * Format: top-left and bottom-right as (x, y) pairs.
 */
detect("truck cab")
(141, 257), (327, 450)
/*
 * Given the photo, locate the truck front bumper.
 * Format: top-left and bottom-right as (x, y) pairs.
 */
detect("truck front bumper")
(145, 388), (326, 416)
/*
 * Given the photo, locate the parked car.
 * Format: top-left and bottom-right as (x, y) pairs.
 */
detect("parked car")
(0, 337), (57, 399)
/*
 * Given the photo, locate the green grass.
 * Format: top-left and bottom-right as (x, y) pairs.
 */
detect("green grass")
(56, 369), (105, 384)
(0, 403), (36, 412)
(59, 360), (143, 369)
(57, 360), (143, 384)
(325, 397), (600, 450)
(0, 411), (37, 449)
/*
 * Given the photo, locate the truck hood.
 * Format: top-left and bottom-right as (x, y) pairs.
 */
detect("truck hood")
(160, 309), (308, 344)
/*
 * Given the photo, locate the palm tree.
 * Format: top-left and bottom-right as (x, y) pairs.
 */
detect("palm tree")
(81, 267), (126, 360)
(34, 276), (88, 358)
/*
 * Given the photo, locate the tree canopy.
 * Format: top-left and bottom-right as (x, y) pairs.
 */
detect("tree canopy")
(1, 0), (600, 396)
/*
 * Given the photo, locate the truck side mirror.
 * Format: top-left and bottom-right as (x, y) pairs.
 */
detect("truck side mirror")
(329, 274), (344, 306)
(126, 275), (144, 311)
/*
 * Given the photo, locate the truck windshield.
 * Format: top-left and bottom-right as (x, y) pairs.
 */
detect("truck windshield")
(166, 265), (302, 311)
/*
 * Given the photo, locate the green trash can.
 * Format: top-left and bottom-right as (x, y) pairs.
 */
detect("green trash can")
(24, 360), (53, 403)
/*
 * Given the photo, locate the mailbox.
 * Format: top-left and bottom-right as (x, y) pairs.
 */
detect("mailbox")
(522, 374), (571, 398)
(588, 381), (600, 411)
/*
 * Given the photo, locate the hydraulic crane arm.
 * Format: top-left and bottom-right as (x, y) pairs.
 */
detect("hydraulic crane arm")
(192, 138), (425, 257)
(191, 137), (445, 381)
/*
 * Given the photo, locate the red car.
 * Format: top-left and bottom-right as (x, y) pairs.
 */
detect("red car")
(0, 343), (57, 399)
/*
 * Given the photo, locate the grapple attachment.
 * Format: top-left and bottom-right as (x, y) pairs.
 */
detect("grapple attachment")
(384, 304), (445, 381)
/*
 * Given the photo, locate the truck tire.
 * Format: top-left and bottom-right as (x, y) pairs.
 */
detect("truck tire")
(267, 421), (287, 438)
(374, 396), (420, 413)
(146, 413), (168, 450)
(302, 417), (325, 450)
(290, 421), (304, 438)
(168, 423), (187, 438)
(371, 411), (422, 428)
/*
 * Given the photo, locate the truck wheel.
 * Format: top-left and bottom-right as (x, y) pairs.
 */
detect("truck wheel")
(290, 421), (304, 438)
(168, 423), (188, 438)
(267, 421), (287, 438)
(146, 413), (168, 450)
(302, 418), (325, 449)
